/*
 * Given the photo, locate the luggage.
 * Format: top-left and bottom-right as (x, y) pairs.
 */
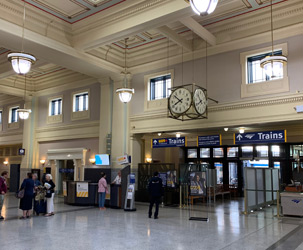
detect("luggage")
(34, 200), (46, 215)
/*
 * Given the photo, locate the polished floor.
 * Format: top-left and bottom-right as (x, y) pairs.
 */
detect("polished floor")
(1, 194), (303, 250)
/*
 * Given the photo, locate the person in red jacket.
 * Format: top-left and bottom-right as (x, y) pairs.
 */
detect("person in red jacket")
(0, 171), (8, 220)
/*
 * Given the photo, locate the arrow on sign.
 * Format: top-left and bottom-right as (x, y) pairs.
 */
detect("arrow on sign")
(237, 134), (243, 141)
(153, 140), (158, 144)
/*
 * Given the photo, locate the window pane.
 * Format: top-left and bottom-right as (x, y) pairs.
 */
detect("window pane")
(256, 146), (268, 157)
(215, 162), (223, 184)
(200, 148), (210, 158)
(242, 146), (253, 158)
(229, 162), (238, 187)
(227, 147), (238, 157)
(75, 93), (88, 112)
(188, 149), (197, 158)
(213, 148), (224, 158)
(149, 74), (171, 100)
(290, 145), (303, 157)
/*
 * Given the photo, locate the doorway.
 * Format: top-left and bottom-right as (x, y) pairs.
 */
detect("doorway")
(57, 160), (75, 195)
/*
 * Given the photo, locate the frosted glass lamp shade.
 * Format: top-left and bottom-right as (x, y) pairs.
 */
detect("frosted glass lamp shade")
(189, 0), (218, 15)
(17, 109), (31, 120)
(260, 55), (287, 78)
(7, 52), (36, 75)
(116, 88), (135, 103)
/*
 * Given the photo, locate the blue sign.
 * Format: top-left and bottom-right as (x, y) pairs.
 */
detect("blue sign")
(59, 168), (74, 173)
(159, 173), (167, 186)
(198, 135), (221, 146)
(129, 174), (136, 184)
(152, 137), (186, 148)
(234, 130), (286, 145)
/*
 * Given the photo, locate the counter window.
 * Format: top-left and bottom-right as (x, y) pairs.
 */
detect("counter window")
(215, 162), (223, 184)
(187, 149), (197, 159)
(242, 146), (253, 158)
(256, 146), (268, 158)
(227, 147), (238, 157)
(213, 148), (224, 158)
(200, 148), (210, 158)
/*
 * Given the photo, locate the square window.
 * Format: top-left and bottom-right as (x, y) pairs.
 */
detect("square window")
(49, 98), (62, 116)
(73, 92), (89, 112)
(247, 50), (283, 84)
(200, 148), (210, 158)
(148, 74), (171, 101)
(9, 106), (19, 123)
(187, 149), (197, 158)
(213, 148), (224, 158)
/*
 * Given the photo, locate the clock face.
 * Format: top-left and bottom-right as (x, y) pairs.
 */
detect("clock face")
(169, 88), (192, 114)
(193, 89), (207, 115)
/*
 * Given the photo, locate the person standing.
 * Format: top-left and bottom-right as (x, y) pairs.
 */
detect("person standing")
(148, 172), (164, 219)
(44, 174), (55, 217)
(111, 171), (121, 185)
(98, 172), (108, 210)
(19, 173), (35, 219)
(0, 171), (8, 220)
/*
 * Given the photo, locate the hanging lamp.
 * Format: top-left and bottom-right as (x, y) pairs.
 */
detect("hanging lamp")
(187, 0), (219, 16)
(116, 38), (135, 103)
(260, 0), (287, 78)
(7, 1), (36, 75)
(17, 75), (31, 120)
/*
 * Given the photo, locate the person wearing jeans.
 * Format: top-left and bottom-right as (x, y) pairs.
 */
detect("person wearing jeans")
(0, 171), (8, 220)
(98, 172), (108, 210)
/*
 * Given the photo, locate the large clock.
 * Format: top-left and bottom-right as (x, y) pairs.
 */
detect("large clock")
(169, 87), (192, 115)
(193, 88), (207, 115)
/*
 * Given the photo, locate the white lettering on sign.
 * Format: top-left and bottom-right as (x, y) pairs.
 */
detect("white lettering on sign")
(258, 132), (283, 140)
(168, 138), (185, 144)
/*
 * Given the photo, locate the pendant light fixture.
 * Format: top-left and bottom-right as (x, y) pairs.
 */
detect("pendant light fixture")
(187, 0), (219, 16)
(7, 1), (36, 75)
(17, 75), (32, 120)
(116, 38), (135, 103)
(260, 0), (287, 78)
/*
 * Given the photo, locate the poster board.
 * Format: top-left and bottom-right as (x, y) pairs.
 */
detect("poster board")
(167, 170), (177, 188)
(189, 172), (206, 196)
(63, 181), (67, 197)
(159, 172), (167, 186)
(76, 182), (88, 198)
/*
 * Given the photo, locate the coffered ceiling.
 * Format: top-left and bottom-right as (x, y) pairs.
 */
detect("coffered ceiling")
(0, 0), (302, 97)
(24, 0), (126, 23)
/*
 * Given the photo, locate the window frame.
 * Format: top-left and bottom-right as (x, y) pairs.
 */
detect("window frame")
(9, 106), (19, 124)
(144, 69), (174, 112)
(71, 89), (90, 121)
(49, 97), (63, 116)
(240, 43), (289, 98)
(148, 74), (172, 101)
(73, 91), (89, 112)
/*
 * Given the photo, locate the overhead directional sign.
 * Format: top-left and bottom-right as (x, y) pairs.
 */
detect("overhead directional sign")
(198, 135), (221, 146)
(152, 137), (186, 148)
(234, 130), (287, 145)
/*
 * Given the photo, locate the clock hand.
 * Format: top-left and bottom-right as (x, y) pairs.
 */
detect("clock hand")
(174, 99), (183, 106)
(174, 95), (181, 102)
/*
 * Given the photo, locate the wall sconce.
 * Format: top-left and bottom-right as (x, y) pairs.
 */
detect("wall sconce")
(224, 128), (229, 132)
(3, 161), (8, 166)
(176, 132), (181, 138)
(40, 159), (46, 166)
(146, 158), (152, 163)
(89, 158), (96, 164)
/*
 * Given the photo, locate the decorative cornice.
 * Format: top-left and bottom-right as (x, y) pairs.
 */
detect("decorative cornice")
(36, 120), (99, 133)
(130, 93), (303, 122)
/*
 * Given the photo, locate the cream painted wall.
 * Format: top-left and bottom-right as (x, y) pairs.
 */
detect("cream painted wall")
(37, 82), (100, 128)
(130, 35), (303, 116)
(39, 138), (99, 165)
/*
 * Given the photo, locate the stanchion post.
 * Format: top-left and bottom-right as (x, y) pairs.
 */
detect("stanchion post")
(179, 185), (182, 208)
(276, 191), (280, 218)
(243, 189), (248, 215)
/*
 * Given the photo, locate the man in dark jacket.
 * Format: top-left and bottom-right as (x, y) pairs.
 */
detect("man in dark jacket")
(148, 172), (163, 219)
(0, 171), (8, 220)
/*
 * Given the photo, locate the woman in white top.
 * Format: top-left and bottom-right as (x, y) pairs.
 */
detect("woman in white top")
(111, 171), (121, 185)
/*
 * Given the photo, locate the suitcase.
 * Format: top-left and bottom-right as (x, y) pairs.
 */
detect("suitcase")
(34, 200), (47, 215)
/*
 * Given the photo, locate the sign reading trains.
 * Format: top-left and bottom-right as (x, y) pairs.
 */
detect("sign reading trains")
(152, 137), (186, 148)
(234, 130), (286, 145)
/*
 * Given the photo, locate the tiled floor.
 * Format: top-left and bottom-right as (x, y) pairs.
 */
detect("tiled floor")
(0, 194), (302, 250)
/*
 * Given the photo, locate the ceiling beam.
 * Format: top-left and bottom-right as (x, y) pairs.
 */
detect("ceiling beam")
(0, 19), (123, 79)
(74, 0), (192, 50)
(180, 17), (216, 46)
(156, 26), (192, 51)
